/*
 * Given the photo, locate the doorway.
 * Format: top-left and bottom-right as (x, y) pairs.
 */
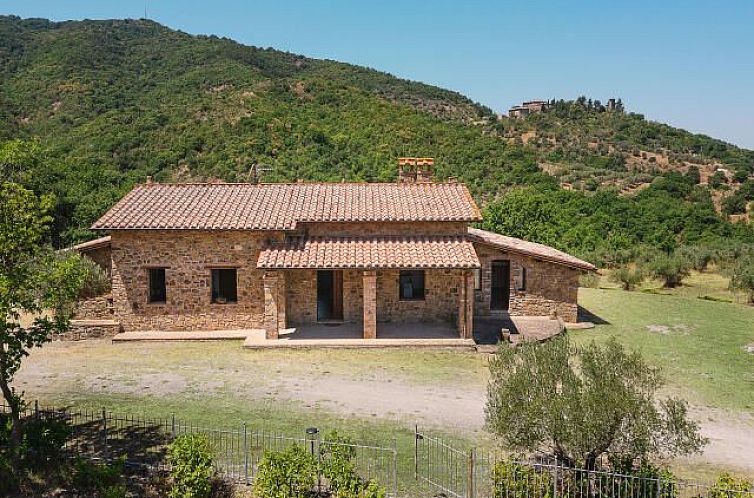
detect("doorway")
(490, 260), (510, 311)
(317, 270), (343, 321)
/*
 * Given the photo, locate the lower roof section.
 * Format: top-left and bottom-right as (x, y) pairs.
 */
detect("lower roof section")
(257, 235), (480, 269)
(467, 227), (596, 271)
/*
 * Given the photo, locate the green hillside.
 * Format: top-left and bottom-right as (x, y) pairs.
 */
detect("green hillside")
(0, 15), (752, 259)
(499, 98), (754, 193)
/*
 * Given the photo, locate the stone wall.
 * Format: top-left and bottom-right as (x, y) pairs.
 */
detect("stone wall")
(376, 269), (463, 324)
(54, 321), (121, 341)
(286, 268), (462, 326)
(473, 244), (580, 322)
(111, 230), (284, 331)
(73, 293), (115, 320)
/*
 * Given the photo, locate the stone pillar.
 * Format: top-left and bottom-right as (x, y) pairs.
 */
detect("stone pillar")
(363, 270), (377, 339)
(277, 271), (287, 331)
(263, 271), (281, 340)
(458, 270), (475, 339)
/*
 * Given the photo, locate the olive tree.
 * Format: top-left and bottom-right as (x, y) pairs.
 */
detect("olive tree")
(728, 255), (754, 304)
(485, 335), (706, 470)
(0, 182), (86, 463)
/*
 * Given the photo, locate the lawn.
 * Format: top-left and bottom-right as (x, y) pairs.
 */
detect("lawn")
(575, 283), (754, 411)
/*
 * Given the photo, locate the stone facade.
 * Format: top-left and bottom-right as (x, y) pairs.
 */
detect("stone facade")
(73, 293), (115, 320)
(54, 321), (121, 341)
(473, 243), (580, 322)
(110, 230), (284, 331)
(97, 222), (582, 335)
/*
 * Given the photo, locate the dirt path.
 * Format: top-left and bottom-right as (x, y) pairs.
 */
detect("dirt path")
(14, 340), (754, 474)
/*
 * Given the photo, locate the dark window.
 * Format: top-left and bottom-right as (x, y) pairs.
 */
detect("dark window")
(148, 268), (166, 303)
(211, 269), (237, 303)
(519, 267), (527, 291)
(399, 270), (425, 300)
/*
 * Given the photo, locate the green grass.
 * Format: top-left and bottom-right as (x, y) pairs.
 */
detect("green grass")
(574, 287), (754, 411)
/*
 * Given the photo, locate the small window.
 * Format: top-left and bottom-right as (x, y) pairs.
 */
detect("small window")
(516, 267), (527, 291)
(473, 269), (482, 290)
(399, 270), (425, 300)
(148, 268), (167, 303)
(211, 268), (237, 304)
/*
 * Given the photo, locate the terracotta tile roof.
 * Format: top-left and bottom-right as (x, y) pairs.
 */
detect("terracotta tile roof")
(467, 228), (596, 271)
(92, 182), (481, 230)
(257, 235), (480, 269)
(65, 236), (112, 253)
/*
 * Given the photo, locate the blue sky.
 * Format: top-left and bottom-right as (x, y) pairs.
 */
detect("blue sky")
(3, 0), (754, 148)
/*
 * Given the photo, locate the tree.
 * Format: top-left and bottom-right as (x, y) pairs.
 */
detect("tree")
(0, 182), (86, 464)
(609, 266), (645, 291)
(728, 255), (754, 304)
(648, 253), (691, 288)
(485, 335), (706, 470)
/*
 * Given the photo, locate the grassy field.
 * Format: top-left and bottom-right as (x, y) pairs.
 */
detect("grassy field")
(576, 276), (754, 411)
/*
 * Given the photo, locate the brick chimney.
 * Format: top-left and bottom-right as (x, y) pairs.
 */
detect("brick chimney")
(398, 157), (434, 183)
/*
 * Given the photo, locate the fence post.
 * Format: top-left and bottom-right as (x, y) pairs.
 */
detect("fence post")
(171, 412), (176, 438)
(243, 422), (249, 486)
(414, 425), (419, 480)
(468, 448), (476, 498)
(392, 437), (398, 498)
(34, 399), (39, 418)
(657, 475), (662, 498)
(102, 407), (108, 461)
(553, 458), (558, 498)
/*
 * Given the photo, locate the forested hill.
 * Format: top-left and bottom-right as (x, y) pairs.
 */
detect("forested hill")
(1, 15), (752, 258)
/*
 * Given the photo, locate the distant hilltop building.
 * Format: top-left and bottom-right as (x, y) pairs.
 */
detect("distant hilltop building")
(508, 97), (621, 118)
(508, 100), (549, 118)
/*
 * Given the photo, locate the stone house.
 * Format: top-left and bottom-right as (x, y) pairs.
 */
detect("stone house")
(78, 167), (594, 341)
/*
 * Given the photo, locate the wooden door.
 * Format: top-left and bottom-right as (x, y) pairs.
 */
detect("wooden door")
(490, 260), (510, 311)
(317, 270), (343, 321)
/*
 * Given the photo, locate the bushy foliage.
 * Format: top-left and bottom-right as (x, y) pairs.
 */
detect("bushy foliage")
(254, 444), (317, 498)
(75, 253), (112, 299)
(168, 434), (214, 498)
(70, 455), (127, 498)
(610, 266), (645, 291)
(648, 254), (692, 288)
(485, 335), (707, 470)
(705, 473), (754, 498)
(492, 459), (552, 498)
(727, 254), (754, 304)
(320, 430), (386, 498)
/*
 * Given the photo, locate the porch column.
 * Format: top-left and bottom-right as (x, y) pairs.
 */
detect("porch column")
(263, 270), (283, 340)
(363, 270), (377, 339)
(457, 269), (474, 339)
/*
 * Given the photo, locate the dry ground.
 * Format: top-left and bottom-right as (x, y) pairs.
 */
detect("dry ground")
(14, 337), (754, 478)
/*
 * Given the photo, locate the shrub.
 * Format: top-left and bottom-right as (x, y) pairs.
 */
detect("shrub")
(168, 434), (214, 498)
(492, 459), (551, 498)
(727, 255), (754, 304)
(678, 245), (712, 272)
(77, 254), (112, 299)
(607, 458), (677, 498)
(706, 473), (753, 498)
(70, 455), (127, 498)
(18, 413), (71, 468)
(609, 266), (645, 291)
(253, 444), (317, 498)
(648, 254), (691, 288)
(579, 272), (600, 288)
(319, 429), (385, 498)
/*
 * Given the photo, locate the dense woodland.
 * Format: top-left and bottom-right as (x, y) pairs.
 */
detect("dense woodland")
(1, 16), (753, 270)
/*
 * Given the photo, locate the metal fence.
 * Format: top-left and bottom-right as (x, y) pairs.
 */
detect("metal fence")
(2, 402), (398, 497)
(415, 428), (753, 498)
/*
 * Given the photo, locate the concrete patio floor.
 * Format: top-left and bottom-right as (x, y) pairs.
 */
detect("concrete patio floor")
(242, 322), (475, 349)
(110, 315), (565, 349)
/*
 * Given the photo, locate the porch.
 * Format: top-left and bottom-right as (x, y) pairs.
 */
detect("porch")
(256, 234), (480, 342)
